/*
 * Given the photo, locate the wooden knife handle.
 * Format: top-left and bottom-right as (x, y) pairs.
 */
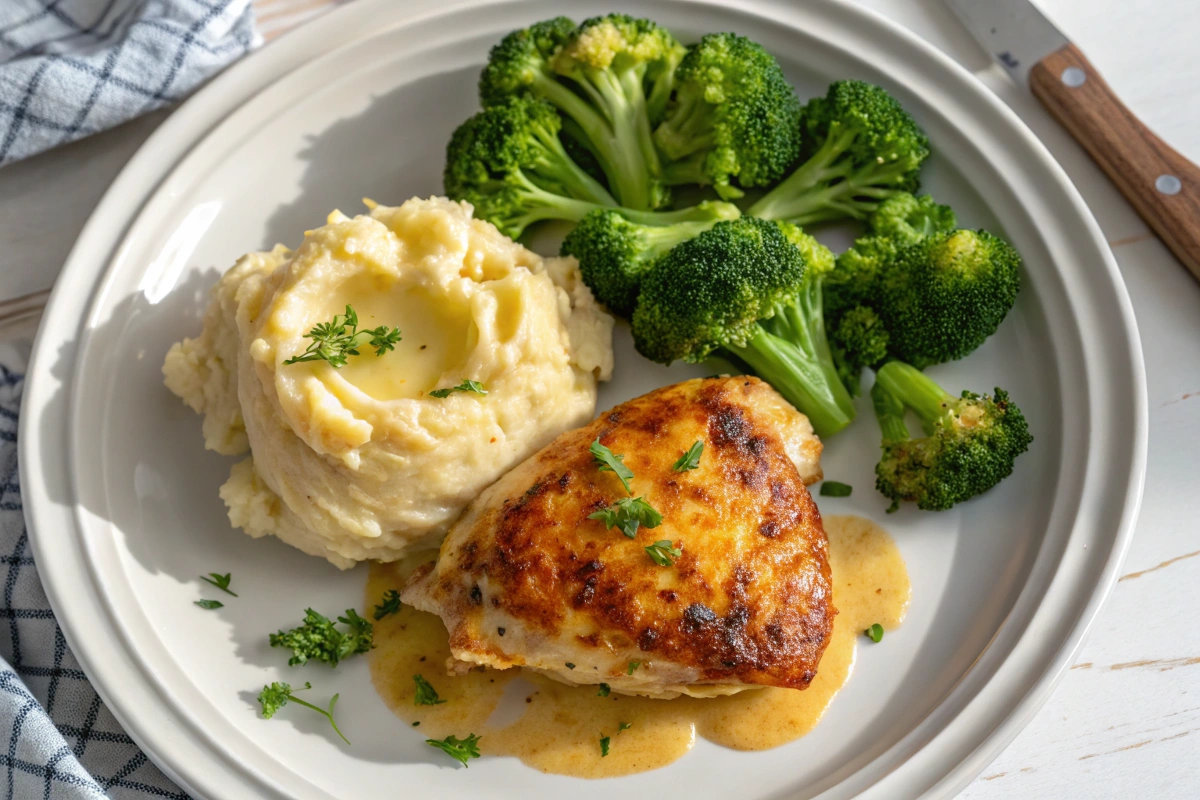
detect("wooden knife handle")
(1030, 42), (1200, 281)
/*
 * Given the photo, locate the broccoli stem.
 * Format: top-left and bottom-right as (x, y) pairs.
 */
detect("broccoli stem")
(873, 361), (952, 436)
(618, 204), (737, 226)
(531, 125), (617, 207)
(549, 65), (663, 211)
(506, 171), (617, 228)
(731, 327), (854, 438)
(746, 126), (857, 221)
(653, 89), (716, 160)
(639, 219), (726, 251)
(746, 127), (919, 224)
(870, 381), (911, 443)
(786, 276), (856, 420)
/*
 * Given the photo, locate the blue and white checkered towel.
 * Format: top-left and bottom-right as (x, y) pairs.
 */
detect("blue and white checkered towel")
(0, 344), (190, 797)
(0, 1), (259, 794)
(0, 0), (256, 165)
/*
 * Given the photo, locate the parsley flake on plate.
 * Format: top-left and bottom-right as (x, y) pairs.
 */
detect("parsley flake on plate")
(373, 589), (401, 620)
(413, 674), (446, 706)
(426, 733), (482, 767)
(257, 681), (349, 744)
(819, 480), (853, 497)
(200, 572), (237, 597)
(269, 608), (374, 667)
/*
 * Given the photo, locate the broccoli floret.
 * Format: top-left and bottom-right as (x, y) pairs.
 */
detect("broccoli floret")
(562, 201), (741, 317)
(871, 361), (1032, 511)
(823, 192), (956, 386)
(875, 229), (1021, 369)
(652, 33), (803, 200)
(866, 191), (957, 243)
(829, 305), (889, 396)
(445, 96), (718, 239)
(444, 96), (618, 238)
(747, 80), (930, 225)
(632, 217), (855, 437)
(480, 15), (685, 211)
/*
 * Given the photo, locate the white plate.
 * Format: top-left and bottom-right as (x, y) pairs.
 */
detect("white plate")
(19, 0), (1146, 797)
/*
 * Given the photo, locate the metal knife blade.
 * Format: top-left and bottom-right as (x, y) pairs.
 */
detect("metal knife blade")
(946, 0), (1068, 87)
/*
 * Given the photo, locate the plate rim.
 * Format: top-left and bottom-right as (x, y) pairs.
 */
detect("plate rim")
(18, 0), (1147, 798)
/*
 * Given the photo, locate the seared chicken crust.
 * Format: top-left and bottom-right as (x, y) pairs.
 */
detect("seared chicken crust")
(403, 377), (833, 698)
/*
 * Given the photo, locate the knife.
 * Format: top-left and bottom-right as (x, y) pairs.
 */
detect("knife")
(947, 0), (1200, 281)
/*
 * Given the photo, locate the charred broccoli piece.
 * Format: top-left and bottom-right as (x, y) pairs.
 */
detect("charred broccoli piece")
(871, 361), (1032, 511)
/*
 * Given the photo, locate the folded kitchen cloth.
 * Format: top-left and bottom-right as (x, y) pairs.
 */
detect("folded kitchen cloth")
(0, 342), (189, 798)
(0, 0), (256, 165)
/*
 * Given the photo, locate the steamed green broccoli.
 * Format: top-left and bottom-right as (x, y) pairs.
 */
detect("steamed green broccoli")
(652, 32), (803, 200)
(444, 96), (615, 238)
(871, 361), (1031, 511)
(829, 304), (889, 396)
(445, 97), (723, 239)
(875, 229), (1021, 369)
(824, 192), (956, 320)
(562, 202), (741, 317)
(479, 15), (685, 210)
(632, 217), (855, 437)
(747, 80), (930, 225)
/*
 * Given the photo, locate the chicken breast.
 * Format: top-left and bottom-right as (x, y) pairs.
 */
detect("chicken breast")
(402, 377), (833, 698)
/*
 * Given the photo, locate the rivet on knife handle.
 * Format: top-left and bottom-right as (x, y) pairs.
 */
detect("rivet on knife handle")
(1029, 43), (1200, 281)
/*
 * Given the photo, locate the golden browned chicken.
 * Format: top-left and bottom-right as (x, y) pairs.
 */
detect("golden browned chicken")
(402, 377), (833, 698)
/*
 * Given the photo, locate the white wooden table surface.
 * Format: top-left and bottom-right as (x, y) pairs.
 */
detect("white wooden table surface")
(1, 0), (1197, 796)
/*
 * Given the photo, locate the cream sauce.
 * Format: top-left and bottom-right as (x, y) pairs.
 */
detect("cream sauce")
(367, 514), (910, 777)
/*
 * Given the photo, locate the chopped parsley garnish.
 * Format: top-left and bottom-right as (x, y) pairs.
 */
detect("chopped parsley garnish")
(426, 733), (482, 767)
(599, 735), (611, 757)
(618, 721), (632, 733)
(283, 305), (400, 368)
(200, 572), (237, 597)
(269, 608), (374, 667)
(672, 441), (704, 472)
(645, 540), (682, 567)
(588, 496), (662, 539)
(194, 599), (223, 610)
(429, 379), (487, 398)
(597, 683), (611, 697)
(258, 681), (349, 744)
(627, 661), (641, 675)
(589, 439), (635, 494)
(413, 675), (446, 706)
(373, 589), (402, 620)
(565, 663), (576, 670)
(865, 623), (884, 643)
(820, 481), (853, 497)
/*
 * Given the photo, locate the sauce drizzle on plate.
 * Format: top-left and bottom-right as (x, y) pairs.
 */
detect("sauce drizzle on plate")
(367, 514), (909, 777)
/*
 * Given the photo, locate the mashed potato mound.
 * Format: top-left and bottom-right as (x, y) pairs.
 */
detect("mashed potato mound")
(164, 197), (613, 568)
